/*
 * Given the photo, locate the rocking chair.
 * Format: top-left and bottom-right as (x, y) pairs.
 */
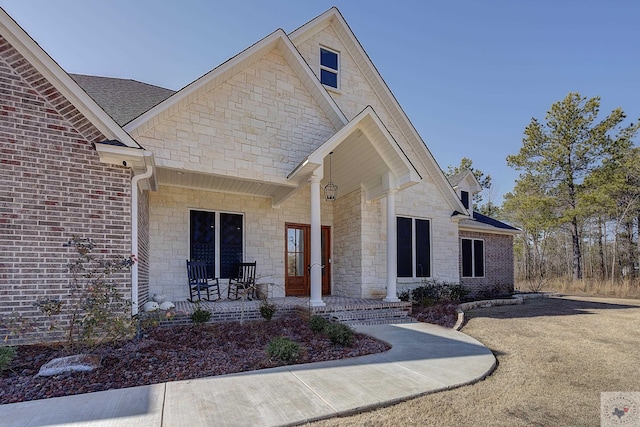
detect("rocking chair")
(186, 260), (221, 302)
(227, 262), (257, 300)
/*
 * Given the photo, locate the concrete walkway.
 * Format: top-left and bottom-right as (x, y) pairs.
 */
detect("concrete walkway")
(0, 322), (496, 427)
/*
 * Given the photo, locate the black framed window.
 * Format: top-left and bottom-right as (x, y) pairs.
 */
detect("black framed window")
(462, 238), (484, 277)
(397, 216), (431, 278)
(320, 47), (339, 88)
(190, 210), (243, 279)
(461, 191), (469, 209)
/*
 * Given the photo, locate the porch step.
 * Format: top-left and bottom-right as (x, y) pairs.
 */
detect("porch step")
(329, 308), (416, 326)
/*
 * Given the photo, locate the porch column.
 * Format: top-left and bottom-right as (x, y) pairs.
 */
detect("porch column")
(384, 189), (400, 302)
(309, 173), (325, 307)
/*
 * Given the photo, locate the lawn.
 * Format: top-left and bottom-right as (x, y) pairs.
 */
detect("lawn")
(309, 296), (640, 426)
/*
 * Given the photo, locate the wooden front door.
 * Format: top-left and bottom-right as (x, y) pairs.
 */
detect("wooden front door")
(285, 223), (331, 296)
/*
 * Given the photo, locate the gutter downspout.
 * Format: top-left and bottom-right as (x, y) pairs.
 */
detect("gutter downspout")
(130, 156), (153, 315)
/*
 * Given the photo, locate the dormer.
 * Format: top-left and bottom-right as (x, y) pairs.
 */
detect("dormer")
(447, 169), (482, 215)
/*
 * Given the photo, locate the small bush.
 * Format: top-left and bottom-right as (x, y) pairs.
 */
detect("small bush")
(259, 299), (276, 321)
(398, 289), (411, 302)
(309, 315), (330, 333)
(266, 336), (300, 363)
(447, 283), (470, 302)
(325, 322), (355, 347)
(191, 302), (211, 324)
(0, 346), (16, 371)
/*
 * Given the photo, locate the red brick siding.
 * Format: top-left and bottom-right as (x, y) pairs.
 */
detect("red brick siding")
(459, 231), (514, 296)
(0, 36), (132, 344)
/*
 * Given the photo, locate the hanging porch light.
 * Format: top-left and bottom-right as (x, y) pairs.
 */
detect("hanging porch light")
(324, 151), (338, 201)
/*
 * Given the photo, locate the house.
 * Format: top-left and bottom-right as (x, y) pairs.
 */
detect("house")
(447, 170), (519, 296)
(0, 7), (517, 344)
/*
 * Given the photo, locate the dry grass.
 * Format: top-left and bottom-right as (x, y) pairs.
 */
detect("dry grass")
(307, 296), (640, 427)
(517, 277), (640, 299)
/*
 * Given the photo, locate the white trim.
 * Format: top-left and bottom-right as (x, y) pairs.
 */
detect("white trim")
(125, 29), (348, 135)
(0, 9), (141, 148)
(131, 160), (154, 315)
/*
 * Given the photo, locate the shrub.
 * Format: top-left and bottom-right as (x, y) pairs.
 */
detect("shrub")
(447, 283), (470, 302)
(266, 336), (300, 363)
(309, 315), (330, 333)
(31, 237), (137, 351)
(325, 322), (355, 347)
(398, 289), (411, 302)
(0, 346), (16, 371)
(191, 304), (211, 325)
(259, 299), (276, 321)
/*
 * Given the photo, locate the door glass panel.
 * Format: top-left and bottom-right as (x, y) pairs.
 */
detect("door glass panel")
(190, 210), (215, 278)
(220, 213), (243, 278)
(287, 228), (305, 277)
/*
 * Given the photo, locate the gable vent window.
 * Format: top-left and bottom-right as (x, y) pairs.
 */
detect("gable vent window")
(320, 47), (339, 89)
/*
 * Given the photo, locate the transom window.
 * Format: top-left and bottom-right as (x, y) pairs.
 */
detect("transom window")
(397, 217), (431, 278)
(320, 47), (339, 89)
(461, 238), (484, 278)
(190, 210), (243, 279)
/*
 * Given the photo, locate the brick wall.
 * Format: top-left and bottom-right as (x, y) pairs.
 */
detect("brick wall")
(0, 36), (132, 344)
(459, 230), (514, 296)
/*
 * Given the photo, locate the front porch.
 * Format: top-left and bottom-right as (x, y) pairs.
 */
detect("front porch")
(165, 296), (414, 327)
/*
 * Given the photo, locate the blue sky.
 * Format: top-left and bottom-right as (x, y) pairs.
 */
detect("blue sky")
(2, 0), (639, 203)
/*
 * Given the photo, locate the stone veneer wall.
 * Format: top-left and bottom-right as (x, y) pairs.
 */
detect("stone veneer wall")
(396, 183), (460, 287)
(332, 188), (363, 297)
(148, 184), (334, 301)
(459, 230), (515, 296)
(0, 36), (132, 344)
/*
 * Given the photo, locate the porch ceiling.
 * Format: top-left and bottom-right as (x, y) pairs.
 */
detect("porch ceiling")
(156, 167), (296, 199)
(286, 106), (421, 203)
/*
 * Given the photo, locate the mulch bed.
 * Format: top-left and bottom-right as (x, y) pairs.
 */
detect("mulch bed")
(0, 314), (389, 404)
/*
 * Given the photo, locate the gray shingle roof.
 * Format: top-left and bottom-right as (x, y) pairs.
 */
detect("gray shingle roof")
(70, 74), (175, 126)
(446, 170), (469, 187)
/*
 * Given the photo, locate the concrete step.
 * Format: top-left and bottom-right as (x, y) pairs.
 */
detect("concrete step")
(329, 308), (409, 321)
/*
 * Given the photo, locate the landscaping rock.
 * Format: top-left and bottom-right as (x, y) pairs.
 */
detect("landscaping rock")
(37, 354), (101, 377)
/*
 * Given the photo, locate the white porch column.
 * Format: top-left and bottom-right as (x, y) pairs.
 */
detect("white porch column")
(384, 189), (400, 302)
(309, 173), (325, 307)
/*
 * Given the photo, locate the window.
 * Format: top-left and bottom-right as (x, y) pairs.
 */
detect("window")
(320, 47), (339, 89)
(462, 238), (484, 277)
(460, 190), (469, 209)
(397, 217), (431, 278)
(190, 210), (243, 279)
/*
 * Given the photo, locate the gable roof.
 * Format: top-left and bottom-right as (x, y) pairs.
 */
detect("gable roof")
(70, 74), (175, 126)
(0, 7), (154, 184)
(289, 7), (467, 214)
(447, 169), (483, 193)
(283, 106), (421, 205)
(124, 28), (348, 136)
